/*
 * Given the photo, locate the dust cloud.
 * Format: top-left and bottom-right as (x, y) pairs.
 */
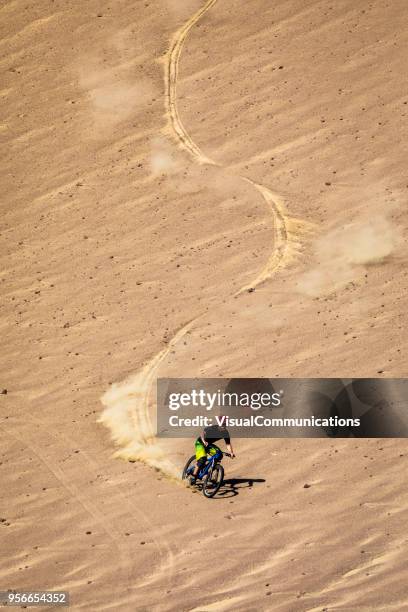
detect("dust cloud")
(149, 136), (180, 174)
(79, 65), (154, 130)
(99, 372), (180, 479)
(77, 30), (155, 132)
(99, 322), (195, 479)
(297, 215), (401, 297)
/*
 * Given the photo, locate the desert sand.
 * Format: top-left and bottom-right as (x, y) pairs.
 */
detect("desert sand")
(1, 0), (408, 610)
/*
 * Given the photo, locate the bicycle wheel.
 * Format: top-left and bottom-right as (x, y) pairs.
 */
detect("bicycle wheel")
(182, 455), (196, 480)
(202, 464), (224, 498)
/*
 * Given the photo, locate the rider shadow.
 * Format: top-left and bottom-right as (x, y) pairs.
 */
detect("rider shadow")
(216, 477), (266, 498)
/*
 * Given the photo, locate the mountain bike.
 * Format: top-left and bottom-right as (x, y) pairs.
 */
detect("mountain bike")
(182, 449), (231, 498)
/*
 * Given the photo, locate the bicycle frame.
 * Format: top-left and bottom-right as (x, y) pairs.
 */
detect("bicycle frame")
(188, 450), (223, 479)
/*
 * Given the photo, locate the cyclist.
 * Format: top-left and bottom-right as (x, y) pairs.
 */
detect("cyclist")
(190, 424), (235, 486)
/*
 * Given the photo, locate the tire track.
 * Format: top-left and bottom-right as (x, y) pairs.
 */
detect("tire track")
(99, 319), (197, 477)
(0, 423), (129, 597)
(236, 180), (289, 295)
(100, 0), (312, 473)
(36, 414), (176, 590)
(3, 416), (176, 594)
(164, 0), (304, 291)
(164, 0), (218, 165)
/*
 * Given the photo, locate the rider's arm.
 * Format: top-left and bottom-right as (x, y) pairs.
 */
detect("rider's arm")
(226, 442), (235, 458)
(201, 431), (208, 446)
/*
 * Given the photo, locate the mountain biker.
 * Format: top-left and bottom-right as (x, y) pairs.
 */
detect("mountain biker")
(190, 424), (235, 486)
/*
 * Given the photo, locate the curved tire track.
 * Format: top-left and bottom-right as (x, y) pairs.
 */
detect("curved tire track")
(100, 0), (312, 473)
(165, 0), (294, 291)
(164, 0), (218, 165)
(99, 320), (197, 477)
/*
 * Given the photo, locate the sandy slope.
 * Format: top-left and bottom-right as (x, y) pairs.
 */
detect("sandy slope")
(1, 0), (408, 610)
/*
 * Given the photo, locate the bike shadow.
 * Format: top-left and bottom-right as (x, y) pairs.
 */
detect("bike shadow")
(216, 477), (266, 498)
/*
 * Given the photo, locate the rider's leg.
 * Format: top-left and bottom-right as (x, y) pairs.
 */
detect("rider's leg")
(192, 443), (220, 482)
(192, 456), (206, 478)
(191, 439), (207, 483)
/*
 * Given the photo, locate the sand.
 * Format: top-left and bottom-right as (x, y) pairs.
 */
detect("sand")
(1, 0), (408, 610)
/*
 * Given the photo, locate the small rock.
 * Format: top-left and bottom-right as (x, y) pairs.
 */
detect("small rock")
(303, 483), (311, 489)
